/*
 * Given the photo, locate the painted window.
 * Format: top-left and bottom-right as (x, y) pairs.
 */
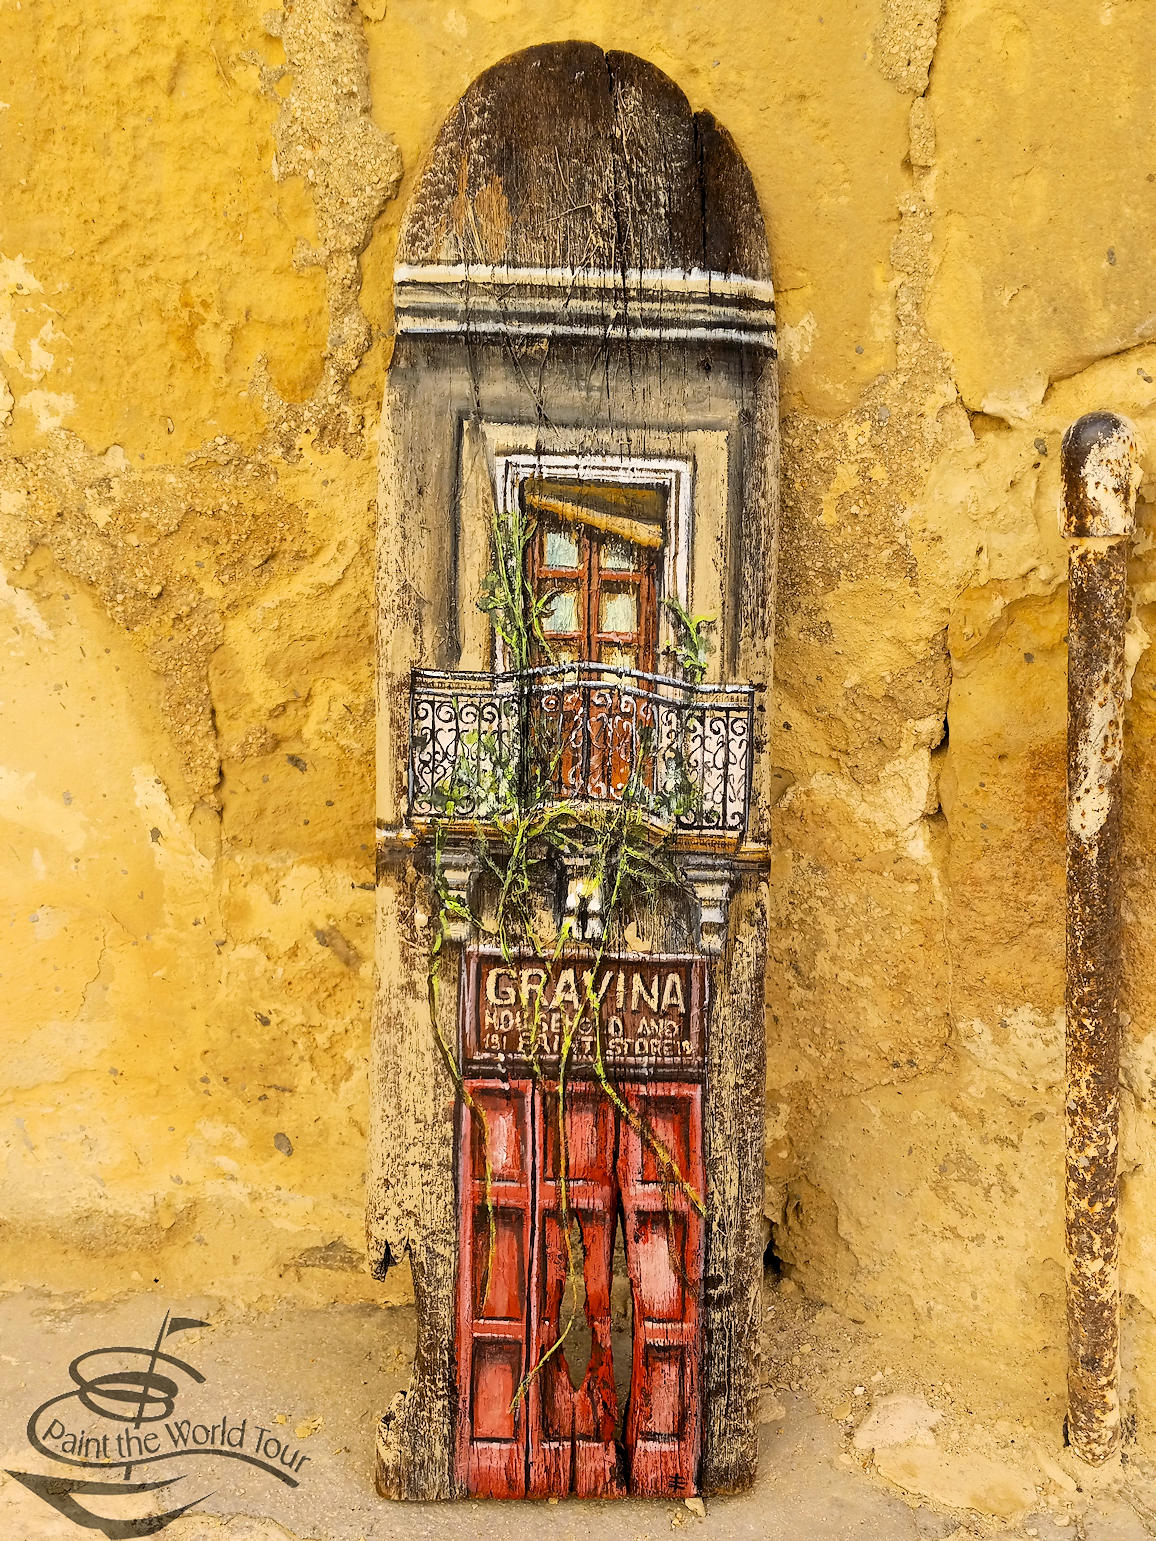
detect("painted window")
(523, 479), (663, 673)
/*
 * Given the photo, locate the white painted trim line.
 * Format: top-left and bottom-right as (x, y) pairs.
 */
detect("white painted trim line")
(398, 316), (775, 349)
(393, 262), (776, 348)
(395, 263), (775, 304)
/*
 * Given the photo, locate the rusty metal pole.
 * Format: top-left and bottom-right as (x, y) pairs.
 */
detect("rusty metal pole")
(1062, 411), (1139, 1465)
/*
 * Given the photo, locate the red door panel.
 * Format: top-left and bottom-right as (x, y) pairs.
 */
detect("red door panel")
(619, 1082), (704, 1498)
(528, 1084), (624, 1497)
(638, 1342), (685, 1435)
(470, 1208), (526, 1319)
(631, 1211), (689, 1319)
(470, 1341), (521, 1439)
(456, 1080), (534, 1498)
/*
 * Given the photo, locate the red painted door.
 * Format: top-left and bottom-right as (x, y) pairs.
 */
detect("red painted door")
(455, 1074), (704, 1499)
(528, 1083), (623, 1497)
(619, 1082), (704, 1497)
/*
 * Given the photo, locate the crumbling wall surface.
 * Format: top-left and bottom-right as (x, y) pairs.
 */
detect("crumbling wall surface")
(3, 0), (1156, 1452)
(763, 0), (1156, 1448)
(0, 0), (401, 1303)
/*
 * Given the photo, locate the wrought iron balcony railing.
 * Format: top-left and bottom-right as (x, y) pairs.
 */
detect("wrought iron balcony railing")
(408, 664), (754, 842)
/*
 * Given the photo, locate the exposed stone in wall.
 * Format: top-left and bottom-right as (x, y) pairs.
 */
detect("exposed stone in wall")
(3, 0), (1156, 1459)
(872, 0), (943, 94)
(260, 0), (402, 450)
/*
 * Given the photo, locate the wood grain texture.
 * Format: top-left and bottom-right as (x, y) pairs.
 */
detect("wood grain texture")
(372, 890), (463, 1499)
(373, 41), (777, 1501)
(398, 43), (769, 281)
(699, 876), (769, 1491)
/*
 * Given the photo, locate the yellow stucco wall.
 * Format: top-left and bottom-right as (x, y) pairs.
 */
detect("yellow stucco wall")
(3, 0), (1156, 1442)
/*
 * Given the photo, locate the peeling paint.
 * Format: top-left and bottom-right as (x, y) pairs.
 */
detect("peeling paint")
(1062, 412), (1138, 1465)
(0, 561), (51, 637)
(780, 310), (817, 365)
(16, 388), (74, 433)
(1068, 657), (1124, 843)
(1059, 427), (1142, 539)
(260, 0), (402, 448)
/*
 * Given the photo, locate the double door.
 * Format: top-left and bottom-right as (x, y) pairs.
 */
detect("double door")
(455, 1077), (704, 1498)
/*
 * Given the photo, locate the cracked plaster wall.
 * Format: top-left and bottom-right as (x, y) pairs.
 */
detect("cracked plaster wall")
(3, 0), (1156, 1447)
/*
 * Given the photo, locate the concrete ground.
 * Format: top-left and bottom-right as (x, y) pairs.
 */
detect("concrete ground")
(0, 1290), (1152, 1541)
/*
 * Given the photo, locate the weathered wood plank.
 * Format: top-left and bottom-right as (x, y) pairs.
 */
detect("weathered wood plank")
(398, 43), (769, 281)
(373, 41), (777, 1501)
(700, 877), (769, 1491)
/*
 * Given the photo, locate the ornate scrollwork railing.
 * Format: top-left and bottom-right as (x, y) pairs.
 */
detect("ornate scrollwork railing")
(408, 664), (754, 840)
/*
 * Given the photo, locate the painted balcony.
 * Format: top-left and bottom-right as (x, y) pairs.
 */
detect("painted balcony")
(407, 664), (754, 845)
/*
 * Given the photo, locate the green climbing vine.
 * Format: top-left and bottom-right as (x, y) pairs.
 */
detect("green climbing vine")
(476, 488), (554, 671)
(663, 595), (716, 685)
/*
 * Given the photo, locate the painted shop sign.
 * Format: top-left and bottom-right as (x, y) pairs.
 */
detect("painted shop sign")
(462, 950), (707, 1074)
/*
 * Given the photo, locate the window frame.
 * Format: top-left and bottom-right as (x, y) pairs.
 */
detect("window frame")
(491, 453), (694, 677)
(527, 515), (659, 672)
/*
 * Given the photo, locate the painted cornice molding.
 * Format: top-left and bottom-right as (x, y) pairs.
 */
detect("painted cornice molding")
(393, 263), (777, 351)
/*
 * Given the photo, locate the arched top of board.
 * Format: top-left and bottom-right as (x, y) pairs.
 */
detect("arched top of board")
(394, 42), (774, 350)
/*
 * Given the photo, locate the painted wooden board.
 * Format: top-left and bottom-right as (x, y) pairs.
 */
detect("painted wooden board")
(371, 40), (778, 1501)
